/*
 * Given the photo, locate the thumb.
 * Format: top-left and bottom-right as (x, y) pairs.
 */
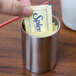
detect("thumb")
(0, 0), (32, 17)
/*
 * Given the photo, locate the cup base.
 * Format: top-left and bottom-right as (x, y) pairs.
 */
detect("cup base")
(24, 63), (56, 74)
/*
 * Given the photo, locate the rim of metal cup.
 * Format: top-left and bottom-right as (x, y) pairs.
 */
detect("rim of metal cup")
(21, 15), (60, 38)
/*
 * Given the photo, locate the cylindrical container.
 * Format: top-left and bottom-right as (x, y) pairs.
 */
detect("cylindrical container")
(21, 16), (60, 73)
(60, 0), (76, 31)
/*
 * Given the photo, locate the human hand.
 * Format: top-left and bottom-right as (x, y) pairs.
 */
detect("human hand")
(0, 0), (32, 17)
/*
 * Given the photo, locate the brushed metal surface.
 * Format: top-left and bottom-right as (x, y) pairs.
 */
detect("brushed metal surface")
(21, 16), (60, 73)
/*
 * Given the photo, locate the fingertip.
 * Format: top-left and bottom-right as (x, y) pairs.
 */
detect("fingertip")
(22, 7), (33, 17)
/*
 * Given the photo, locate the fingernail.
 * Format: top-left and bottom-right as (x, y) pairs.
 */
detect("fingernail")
(22, 7), (32, 17)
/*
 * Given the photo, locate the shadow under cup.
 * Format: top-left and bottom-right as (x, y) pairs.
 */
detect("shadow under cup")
(21, 16), (60, 73)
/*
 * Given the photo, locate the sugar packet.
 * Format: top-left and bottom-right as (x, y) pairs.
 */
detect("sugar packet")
(24, 4), (58, 37)
(24, 4), (52, 34)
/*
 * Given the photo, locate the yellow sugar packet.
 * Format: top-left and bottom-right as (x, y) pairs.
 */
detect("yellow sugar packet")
(24, 4), (52, 34)
(52, 22), (58, 31)
(52, 22), (55, 30)
(53, 25), (58, 31)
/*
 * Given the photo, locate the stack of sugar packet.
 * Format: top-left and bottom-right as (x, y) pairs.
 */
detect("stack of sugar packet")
(24, 4), (58, 37)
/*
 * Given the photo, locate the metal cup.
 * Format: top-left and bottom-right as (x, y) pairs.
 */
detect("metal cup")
(21, 16), (60, 73)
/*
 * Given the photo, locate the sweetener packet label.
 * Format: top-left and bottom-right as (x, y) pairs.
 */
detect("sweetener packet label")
(24, 5), (52, 34)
